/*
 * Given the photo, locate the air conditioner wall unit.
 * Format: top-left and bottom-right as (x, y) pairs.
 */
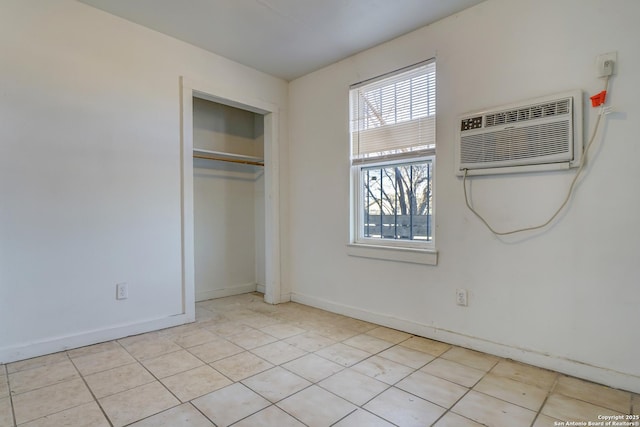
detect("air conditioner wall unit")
(455, 90), (583, 176)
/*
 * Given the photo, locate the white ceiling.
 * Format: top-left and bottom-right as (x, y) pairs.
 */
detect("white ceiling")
(78, 0), (484, 81)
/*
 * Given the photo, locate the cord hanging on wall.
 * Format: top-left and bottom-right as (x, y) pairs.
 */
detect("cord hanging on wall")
(462, 74), (612, 236)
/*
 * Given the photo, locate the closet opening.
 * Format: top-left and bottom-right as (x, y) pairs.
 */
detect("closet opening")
(192, 98), (266, 301)
(180, 77), (282, 321)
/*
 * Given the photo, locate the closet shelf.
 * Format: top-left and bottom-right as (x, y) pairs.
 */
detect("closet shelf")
(193, 148), (264, 166)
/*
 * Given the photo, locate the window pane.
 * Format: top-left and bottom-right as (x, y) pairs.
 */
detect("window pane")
(362, 160), (433, 241)
(350, 61), (436, 163)
(356, 67), (435, 132)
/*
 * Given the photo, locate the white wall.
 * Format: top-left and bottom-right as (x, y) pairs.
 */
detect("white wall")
(288, 0), (640, 392)
(193, 99), (265, 301)
(0, 0), (287, 362)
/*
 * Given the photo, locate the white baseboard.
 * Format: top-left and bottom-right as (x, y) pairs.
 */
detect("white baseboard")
(0, 313), (193, 364)
(256, 283), (266, 294)
(196, 283), (257, 302)
(291, 292), (640, 394)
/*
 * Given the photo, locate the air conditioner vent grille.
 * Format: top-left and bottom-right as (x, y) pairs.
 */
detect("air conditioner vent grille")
(484, 99), (570, 128)
(460, 121), (570, 166)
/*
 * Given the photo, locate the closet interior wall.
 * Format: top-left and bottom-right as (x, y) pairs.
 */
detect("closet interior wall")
(193, 97), (265, 301)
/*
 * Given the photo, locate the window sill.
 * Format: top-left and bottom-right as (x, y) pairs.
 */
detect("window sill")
(347, 243), (438, 266)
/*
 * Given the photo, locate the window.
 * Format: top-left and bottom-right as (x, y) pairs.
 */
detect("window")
(350, 60), (436, 251)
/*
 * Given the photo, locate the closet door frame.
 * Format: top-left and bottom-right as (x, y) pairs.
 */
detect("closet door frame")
(180, 77), (283, 319)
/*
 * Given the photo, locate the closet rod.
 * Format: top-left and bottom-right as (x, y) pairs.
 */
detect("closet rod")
(193, 153), (264, 166)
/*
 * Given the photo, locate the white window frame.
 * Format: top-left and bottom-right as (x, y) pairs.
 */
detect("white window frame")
(353, 156), (435, 249)
(348, 60), (437, 265)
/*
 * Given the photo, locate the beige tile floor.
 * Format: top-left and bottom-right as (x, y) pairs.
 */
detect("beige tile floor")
(1, 292), (637, 426)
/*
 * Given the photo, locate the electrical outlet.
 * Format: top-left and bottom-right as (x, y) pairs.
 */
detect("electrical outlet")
(456, 289), (468, 306)
(596, 51), (617, 77)
(116, 283), (128, 300)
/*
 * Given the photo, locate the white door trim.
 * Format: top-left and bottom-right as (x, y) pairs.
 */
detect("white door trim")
(180, 77), (282, 312)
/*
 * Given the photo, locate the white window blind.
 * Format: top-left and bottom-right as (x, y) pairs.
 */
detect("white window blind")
(350, 60), (436, 165)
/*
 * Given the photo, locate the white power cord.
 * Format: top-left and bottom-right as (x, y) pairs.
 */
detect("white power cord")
(462, 76), (611, 236)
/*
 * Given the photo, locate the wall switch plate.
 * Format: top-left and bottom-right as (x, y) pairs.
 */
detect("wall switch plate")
(116, 283), (128, 300)
(456, 289), (468, 306)
(596, 51), (617, 77)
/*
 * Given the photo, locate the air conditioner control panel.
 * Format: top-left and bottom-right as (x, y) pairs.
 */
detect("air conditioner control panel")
(460, 116), (483, 131)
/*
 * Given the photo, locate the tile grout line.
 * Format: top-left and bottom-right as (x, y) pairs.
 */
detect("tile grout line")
(467, 359), (551, 414)
(66, 350), (115, 427)
(118, 308), (305, 426)
(9, 352), (116, 426)
(162, 330), (241, 387)
(229, 317), (390, 425)
(353, 345), (430, 409)
(423, 355), (491, 427)
(427, 355), (557, 425)
(304, 333), (437, 426)
(198, 305), (314, 426)
(273, 380), (352, 427)
(5, 359), (76, 396)
(114, 337), (194, 424)
(529, 372), (561, 427)
(8, 355), (103, 426)
(456, 358), (562, 426)
(327, 407), (360, 427)
(188, 401), (221, 427)
(541, 375), (634, 417)
(4, 364), (17, 427)
(78, 337), (193, 425)
(143, 323), (277, 426)
(235, 399), (311, 426)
